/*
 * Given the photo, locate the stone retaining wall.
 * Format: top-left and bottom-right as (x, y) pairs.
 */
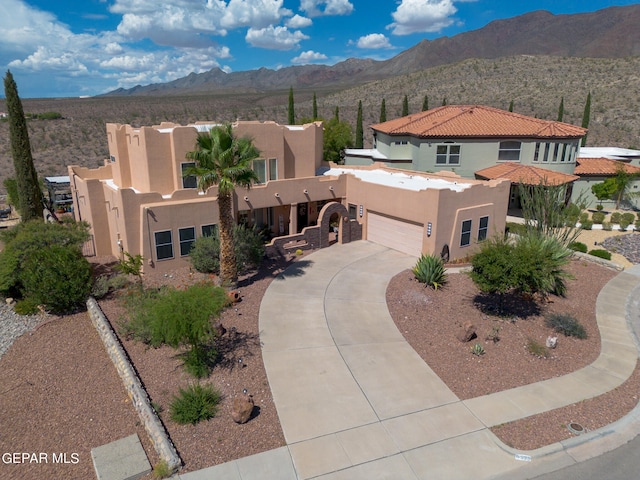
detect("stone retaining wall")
(86, 297), (182, 474)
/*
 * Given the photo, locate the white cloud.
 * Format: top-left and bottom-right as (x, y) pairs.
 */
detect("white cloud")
(388, 0), (457, 35)
(292, 50), (328, 64)
(356, 33), (392, 49)
(9, 46), (89, 75)
(300, 0), (354, 17)
(246, 26), (309, 50)
(286, 14), (312, 29)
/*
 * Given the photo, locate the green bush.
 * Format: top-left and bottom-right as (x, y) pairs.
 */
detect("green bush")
(580, 219), (593, 230)
(413, 254), (447, 289)
(91, 274), (131, 299)
(591, 211), (605, 224)
(20, 245), (92, 314)
(0, 219), (91, 299)
(635, 220), (640, 231)
(545, 313), (587, 339)
(568, 242), (587, 253)
(602, 221), (612, 231)
(588, 249), (612, 260)
(505, 222), (527, 236)
(526, 338), (549, 358)
(190, 224), (265, 274)
(619, 219), (630, 231)
(563, 203), (581, 226)
(169, 384), (222, 425)
(123, 283), (229, 377)
(578, 212), (589, 224)
(14, 298), (40, 315)
(610, 212), (622, 224)
(622, 212), (635, 225)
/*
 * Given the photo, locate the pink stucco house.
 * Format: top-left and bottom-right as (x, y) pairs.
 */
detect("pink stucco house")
(69, 120), (509, 273)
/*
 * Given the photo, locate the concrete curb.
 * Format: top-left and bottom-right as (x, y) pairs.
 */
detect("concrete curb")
(571, 251), (625, 271)
(489, 268), (640, 479)
(86, 297), (182, 474)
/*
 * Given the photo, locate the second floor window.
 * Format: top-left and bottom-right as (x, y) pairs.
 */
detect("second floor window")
(498, 141), (521, 161)
(253, 159), (266, 184)
(181, 162), (197, 189)
(436, 144), (461, 165)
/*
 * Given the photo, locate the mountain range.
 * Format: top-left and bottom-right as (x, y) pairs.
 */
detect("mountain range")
(104, 4), (640, 97)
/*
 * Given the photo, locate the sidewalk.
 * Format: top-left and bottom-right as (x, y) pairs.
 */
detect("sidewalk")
(178, 242), (640, 480)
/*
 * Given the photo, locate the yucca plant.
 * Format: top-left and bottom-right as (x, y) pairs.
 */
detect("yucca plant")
(412, 254), (447, 290)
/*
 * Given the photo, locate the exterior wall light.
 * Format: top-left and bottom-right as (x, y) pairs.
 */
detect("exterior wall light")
(427, 222), (432, 237)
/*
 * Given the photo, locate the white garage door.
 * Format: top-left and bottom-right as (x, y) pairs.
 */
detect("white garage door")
(367, 212), (424, 257)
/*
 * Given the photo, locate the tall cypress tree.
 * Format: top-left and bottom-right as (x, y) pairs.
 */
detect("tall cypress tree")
(3, 71), (43, 221)
(334, 106), (339, 122)
(355, 100), (363, 148)
(312, 92), (318, 120)
(379, 98), (386, 123)
(581, 91), (591, 147)
(402, 95), (409, 116)
(442, 97), (447, 106)
(288, 86), (295, 125)
(508, 100), (514, 112)
(422, 95), (429, 111)
(557, 96), (564, 122)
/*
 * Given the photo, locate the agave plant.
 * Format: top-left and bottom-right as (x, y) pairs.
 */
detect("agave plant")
(412, 253), (447, 290)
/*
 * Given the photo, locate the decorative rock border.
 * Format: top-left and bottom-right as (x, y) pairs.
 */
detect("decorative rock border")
(86, 297), (182, 474)
(571, 251), (624, 271)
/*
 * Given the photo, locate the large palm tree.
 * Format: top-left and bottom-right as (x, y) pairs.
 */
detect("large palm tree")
(185, 125), (260, 288)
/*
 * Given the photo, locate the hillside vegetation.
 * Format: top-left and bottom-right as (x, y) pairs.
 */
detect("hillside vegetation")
(0, 55), (639, 194)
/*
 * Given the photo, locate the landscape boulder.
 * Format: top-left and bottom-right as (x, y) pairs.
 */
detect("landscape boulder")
(231, 395), (254, 424)
(456, 321), (477, 343)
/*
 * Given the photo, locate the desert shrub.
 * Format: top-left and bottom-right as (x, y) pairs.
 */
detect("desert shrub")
(505, 222), (527, 236)
(563, 203), (581, 226)
(153, 460), (171, 479)
(579, 212), (589, 224)
(0, 219), (91, 299)
(526, 338), (549, 358)
(591, 211), (605, 224)
(413, 254), (447, 289)
(622, 212), (635, 224)
(169, 384), (222, 425)
(124, 283), (229, 377)
(567, 241), (587, 253)
(619, 219), (630, 231)
(14, 298), (40, 315)
(635, 220), (640, 231)
(91, 274), (130, 299)
(20, 245), (92, 314)
(610, 212), (622, 224)
(588, 249), (612, 260)
(545, 313), (587, 339)
(190, 224), (265, 274)
(602, 221), (612, 231)
(580, 219), (593, 230)
(470, 343), (485, 356)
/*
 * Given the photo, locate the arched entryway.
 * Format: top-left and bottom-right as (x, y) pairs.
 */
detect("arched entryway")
(317, 202), (353, 249)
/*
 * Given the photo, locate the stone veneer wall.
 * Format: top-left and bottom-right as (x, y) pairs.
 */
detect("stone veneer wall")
(86, 298), (182, 473)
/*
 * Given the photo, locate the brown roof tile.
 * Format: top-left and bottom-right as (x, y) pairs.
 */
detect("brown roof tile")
(475, 163), (579, 186)
(371, 105), (586, 139)
(575, 157), (640, 176)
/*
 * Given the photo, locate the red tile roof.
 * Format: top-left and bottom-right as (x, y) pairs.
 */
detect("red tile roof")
(475, 163), (579, 186)
(575, 157), (640, 176)
(371, 105), (586, 139)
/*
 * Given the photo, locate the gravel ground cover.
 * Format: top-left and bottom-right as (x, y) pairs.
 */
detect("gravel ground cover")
(1, 239), (639, 478)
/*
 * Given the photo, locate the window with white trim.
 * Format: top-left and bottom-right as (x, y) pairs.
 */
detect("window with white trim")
(498, 141), (521, 161)
(436, 144), (461, 165)
(179, 227), (195, 256)
(542, 142), (550, 162)
(181, 162), (197, 189)
(202, 224), (217, 237)
(460, 219), (472, 247)
(154, 230), (174, 260)
(478, 216), (489, 242)
(552, 143), (560, 162)
(533, 143), (540, 162)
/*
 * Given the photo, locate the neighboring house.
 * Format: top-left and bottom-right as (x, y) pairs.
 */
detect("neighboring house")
(578, 147), (640, 167)
(69, 120), (509, 273)
(345, 105), (586, 210)
(44, 176), (73, 212)
(573, 157), (640, 209)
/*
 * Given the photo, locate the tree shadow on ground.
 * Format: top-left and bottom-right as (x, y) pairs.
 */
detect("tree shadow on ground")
(238, 255), (313, 288)
(213, 328), (261, 371)
(473, 291), (542, 319)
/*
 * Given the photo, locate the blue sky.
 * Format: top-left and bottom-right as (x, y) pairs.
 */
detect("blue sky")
(1, 0), (637, 98)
